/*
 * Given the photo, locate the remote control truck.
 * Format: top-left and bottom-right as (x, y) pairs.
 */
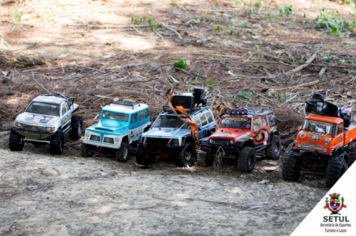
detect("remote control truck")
(136, 88), (216, 167)
(200, 107), (280, 173)
(9, 94), (83, 154)
(282, 93), (355, 187)
(81, 99), (150, 162)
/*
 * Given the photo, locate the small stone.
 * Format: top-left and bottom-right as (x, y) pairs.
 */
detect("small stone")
(127, 199), (135, 205)
(42, 169), (58, 176)
(109, 171), (117, 176)
(26, 185), (38, 191)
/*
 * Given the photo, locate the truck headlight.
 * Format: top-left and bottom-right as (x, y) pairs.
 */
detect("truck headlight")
(15, 122), (22, 128)
(114, 137), (120, 142)
(297, 143), (301, 148)
(51, 127), (55, 132)
(230, 140), (234, 144)
(323, 148), (327, 153)
(209, 139), (213, 144)
(85, 132), (90, 138)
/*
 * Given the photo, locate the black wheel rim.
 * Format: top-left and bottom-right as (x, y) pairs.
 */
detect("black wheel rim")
(185, 149), (191, 161)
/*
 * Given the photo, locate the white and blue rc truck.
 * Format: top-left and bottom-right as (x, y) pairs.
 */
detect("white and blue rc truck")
(81, 99), (150, 162)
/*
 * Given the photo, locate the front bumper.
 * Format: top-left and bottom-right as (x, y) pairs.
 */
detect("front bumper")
(83, 139), (121, 149)
(292, 147), (333, 163)
(13, 127), (54, 140)
(201, 144), (240, 155)
(139, 142), (183, 154)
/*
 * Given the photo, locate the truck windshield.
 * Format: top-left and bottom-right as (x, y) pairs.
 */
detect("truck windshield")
(153, 116), (189, 128)
(220, 117), (251, 129)
(26, 102), (60, 116)
(303, 119), (336, 136)
(102, 111), (129, 122)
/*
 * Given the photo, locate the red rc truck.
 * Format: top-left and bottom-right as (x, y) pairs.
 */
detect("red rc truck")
(282, 93), (355, 187)
(200, 107), (281, 173)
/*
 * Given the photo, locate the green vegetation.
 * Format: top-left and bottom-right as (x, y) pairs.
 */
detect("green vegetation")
(12, 8), (23, 30)
(174, 58), (188, 69)
(280, 5), (294, 17)
(316, 10), (356, 37)
(216, 24), (221, 33)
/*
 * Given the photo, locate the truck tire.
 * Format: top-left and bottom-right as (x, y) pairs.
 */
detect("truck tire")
(50, 130), (64, 154)
(325, 157), (348, 187)
(176, 143), (197, 167)
(196, 151), (214, 167)
(265, 135), (281, 160)
(136, 143), (155, 165)
(116, 142), (130, 162)
(9, 129), (24, 151)
(81, 143), (93, 157)
(237, 147), (256, 173)
(282, 151), (301, 181)
(69, 116), (83, 140)
(348, 150), (356, 166)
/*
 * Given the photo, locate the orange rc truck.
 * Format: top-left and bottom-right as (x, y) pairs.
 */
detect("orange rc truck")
(282, 93), (354, 187)
(200, 107), (281, 173)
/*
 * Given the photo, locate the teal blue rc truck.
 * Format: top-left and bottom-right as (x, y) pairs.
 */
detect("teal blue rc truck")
(81, 99), (150, 162)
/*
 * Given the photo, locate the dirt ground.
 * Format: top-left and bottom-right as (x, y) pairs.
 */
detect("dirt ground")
(0, 133), (328, 236)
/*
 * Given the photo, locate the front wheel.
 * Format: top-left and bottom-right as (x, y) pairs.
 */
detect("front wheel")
(325, 157), (348, 187)
(265, 135), (281, 160)
(136, 143), (155, 166)
(196, 151), (214, 167)
(237, 146), (256, 173)
(9, 129), (24, 151)
(50, 130), (64, 154)
(176, 143), (197, 167)
(81, 143), (93, 157)
(116, 142), (130, 162)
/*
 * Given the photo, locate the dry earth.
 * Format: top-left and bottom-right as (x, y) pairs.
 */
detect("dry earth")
(0, 133), (328, 236)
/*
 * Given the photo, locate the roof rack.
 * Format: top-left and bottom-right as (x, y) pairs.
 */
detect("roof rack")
(41, 93), (75, 105)
(111, 99), (140, 109)
(226, 106), (272, 116)
(162, 105), (206, 114)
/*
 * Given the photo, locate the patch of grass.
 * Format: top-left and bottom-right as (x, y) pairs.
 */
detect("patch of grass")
(131, 14), (146, 24)
(278, 90), (287, 102)
(12, 8), (23, 30)
(0, 35), (11, 49)
(173, 58), (188, 69)
(280, 5), (294, 17)
(148, 16), (160, 29)
(216, 24), (221, 33)
(315, 10), (356, 37)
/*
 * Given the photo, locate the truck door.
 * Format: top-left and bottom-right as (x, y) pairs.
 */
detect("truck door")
(199, 113), (209, 138)
(335, 123), (344, 147)
(261, 115), (271, 144)
(193, 115), (203, 138)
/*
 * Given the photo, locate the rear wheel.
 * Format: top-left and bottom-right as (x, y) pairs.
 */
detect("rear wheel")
(136, 143), (155, 166)
(265, 135), (281, 160)
(81, 143), (93, 157)
(348, 150), (356, 166)
(176, 143), (197, 167)
(9, 129), (24, 151)
(237, 147), (256, 173)
(69, 116), (83, 140)
(282, 151), (301, 181)
(50, 130), (64, 154)
(325, 156), (348, 187)
(116, 142), (130, 162)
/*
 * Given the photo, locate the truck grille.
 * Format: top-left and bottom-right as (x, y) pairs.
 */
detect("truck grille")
(211, 139), (233, 146)
(103, 137), (114, 144)
(146, 138), (178, 146)
(90, 135), (100, 142)
(301, 144), (323, 152)
(23, 126), (45, 132)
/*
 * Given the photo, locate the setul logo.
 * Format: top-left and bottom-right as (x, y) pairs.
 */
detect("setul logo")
(324, 193), (346, 215)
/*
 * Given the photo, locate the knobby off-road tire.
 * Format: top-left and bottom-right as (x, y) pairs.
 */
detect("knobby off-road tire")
(136, 143), (155, 166)
(265, 135), (281, 160)
(69, 116), (83, 140)
(282, 151), (301, 181)
(325, 157), (348, 187)
(196, 151), (214, 167)
(116, 142), (130, 162)
(9, 129), (24, 151)
(176, 143), (197, 167)
(50, 130), (64, 154)
(237, 147), (256, 173)
(81, 143), (93, 157)
(348, 150), (356, 166)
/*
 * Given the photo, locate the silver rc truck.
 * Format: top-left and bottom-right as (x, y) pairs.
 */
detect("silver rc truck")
(9, 94), (83, 154)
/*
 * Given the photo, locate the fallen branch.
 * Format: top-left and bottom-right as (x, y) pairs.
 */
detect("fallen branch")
(32, 72), (50, 94)
(287, 80), (319, 90)
(74, 69), (96, 82)
(160, 22), (182, 40)
(88, 24), (150, 28)
(285, 41), (323, 75)
(117, 78), (155, 83)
